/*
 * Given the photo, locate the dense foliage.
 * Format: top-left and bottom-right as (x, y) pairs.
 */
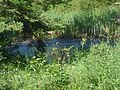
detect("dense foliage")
(0, 0), (120, 53)
(0, 0), (120, 90)
(1, 42), (120, 90)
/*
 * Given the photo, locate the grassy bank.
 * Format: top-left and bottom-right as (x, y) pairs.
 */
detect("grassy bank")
(41, 2), (120, 38)
(1, 41), (120, 90)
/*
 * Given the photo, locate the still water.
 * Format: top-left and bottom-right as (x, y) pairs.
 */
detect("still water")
(8, 38), (116, 57)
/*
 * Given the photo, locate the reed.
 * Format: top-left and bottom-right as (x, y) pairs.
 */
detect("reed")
(40, 1), (120, 38)
(64, 5), (120, 38)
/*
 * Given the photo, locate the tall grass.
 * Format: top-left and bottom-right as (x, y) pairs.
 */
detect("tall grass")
(39, 1), (120, 38)
(64, 6), (120, 38)
(1, 41), (120, 90)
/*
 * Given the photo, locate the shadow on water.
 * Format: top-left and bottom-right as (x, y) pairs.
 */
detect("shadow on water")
(44, 37), (117, 63)
(6, 37), (118, 63)
(7, 39), (45, 57)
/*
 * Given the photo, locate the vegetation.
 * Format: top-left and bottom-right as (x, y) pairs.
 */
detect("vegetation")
(1, 42), (120, 90)
(0, 0), (120, 90)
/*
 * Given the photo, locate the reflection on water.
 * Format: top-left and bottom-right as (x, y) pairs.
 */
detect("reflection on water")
(8, 38), (116, 57)
(12, 43), (37, 56)
(44, 38), (82, 52)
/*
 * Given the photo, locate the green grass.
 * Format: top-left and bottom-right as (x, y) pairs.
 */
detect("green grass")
(40, 1), (120, 38)
(1, 1), (120, 89)
(1, 41), (120, 90)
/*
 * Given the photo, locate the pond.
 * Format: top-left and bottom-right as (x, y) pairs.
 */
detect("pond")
(7, 37), (117, 63)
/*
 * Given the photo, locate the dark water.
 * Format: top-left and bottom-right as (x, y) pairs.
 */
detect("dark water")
(44, 38), (82, 51)
(7, 40), (37, 56)
(8, 38), (116, 58)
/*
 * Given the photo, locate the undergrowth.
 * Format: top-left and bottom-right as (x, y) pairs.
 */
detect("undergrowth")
(0, 42), (120, 90)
